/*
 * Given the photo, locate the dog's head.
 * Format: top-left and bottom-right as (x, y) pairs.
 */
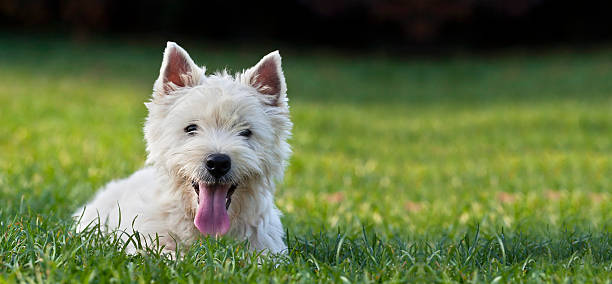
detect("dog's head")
(144, 42), (292, 236)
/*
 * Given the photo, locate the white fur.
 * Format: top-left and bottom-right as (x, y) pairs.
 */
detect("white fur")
(74, 42), (292, 255)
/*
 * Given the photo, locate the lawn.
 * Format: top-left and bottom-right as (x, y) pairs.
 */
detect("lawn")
(0, 35), (610, 282)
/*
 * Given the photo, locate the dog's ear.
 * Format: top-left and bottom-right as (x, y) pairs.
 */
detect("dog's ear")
(153, 42), (203, 97)
(244, 51), (287, 106)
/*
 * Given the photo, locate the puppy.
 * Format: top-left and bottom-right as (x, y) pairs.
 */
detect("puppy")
(74, 42), (292, 255)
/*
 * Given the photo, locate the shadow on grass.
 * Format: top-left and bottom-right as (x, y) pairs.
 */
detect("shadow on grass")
(285, 225), (611, 280)
(0, 198), (610, 282)
(2, 34), (612, 108)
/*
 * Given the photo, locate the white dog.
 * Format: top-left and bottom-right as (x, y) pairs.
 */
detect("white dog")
(74, 42), (292, 255)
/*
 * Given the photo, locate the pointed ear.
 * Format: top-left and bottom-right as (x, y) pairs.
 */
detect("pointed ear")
(153, 42), (203, 96)
(244, 51), (287, 106)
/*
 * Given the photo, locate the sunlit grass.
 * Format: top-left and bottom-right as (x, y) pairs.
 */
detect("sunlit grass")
(0, 36), (611, 282)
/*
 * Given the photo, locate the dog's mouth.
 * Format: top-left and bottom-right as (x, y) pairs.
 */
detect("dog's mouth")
(191, 181), (236, 210)
(191, 180), (236, 236)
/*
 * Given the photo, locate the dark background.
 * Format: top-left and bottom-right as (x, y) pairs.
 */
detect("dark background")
(2, 0), (612, 52)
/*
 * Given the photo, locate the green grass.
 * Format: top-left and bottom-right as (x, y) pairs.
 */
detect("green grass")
(0, 35), (611, 282)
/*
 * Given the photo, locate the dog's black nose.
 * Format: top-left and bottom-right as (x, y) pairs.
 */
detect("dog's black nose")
(205, 154), (231, 178)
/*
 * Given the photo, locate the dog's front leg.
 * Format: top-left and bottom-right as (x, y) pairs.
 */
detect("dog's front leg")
(247, 206), (287, 254)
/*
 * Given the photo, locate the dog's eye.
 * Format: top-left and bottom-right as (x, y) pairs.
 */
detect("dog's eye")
(238, 129), (252, 138)
(184, 124), (198, 135)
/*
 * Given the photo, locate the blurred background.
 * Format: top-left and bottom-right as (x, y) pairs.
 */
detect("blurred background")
(0, 2), (611, 280)
(1, 0), (611, 225)
(2, 0), (612, 51)
(1, 0), (612, 230)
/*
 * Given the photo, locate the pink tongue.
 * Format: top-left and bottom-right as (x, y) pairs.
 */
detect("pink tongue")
(194, 182), (231, 236)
